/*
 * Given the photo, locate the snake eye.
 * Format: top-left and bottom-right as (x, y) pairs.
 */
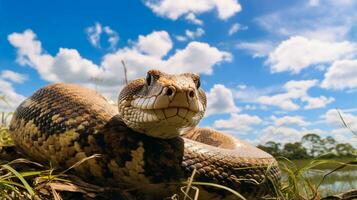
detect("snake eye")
(146, 73), (152, 86)
(196, 79), (201, 89)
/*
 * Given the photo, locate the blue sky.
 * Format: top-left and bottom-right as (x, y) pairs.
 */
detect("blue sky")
(1, 0), (357, 146)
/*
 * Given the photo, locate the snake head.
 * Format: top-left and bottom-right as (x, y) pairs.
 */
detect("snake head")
(118, 70), (207, 139)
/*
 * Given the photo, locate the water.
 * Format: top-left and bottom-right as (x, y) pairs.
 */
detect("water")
(304, 169), (357, 196)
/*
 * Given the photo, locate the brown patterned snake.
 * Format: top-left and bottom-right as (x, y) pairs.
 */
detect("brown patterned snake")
(9, 70), (281, 199)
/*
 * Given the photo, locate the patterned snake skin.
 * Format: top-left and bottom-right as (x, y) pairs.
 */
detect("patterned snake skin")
(9, 70), (281, 199)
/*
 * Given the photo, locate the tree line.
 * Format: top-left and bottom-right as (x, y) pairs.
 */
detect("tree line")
(257, 133), (356, 160)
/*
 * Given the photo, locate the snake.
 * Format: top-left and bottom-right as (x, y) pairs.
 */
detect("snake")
(9, 70), (281, 199)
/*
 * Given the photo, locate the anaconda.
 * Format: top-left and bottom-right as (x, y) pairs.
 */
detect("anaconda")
(9, 70), (281, 199)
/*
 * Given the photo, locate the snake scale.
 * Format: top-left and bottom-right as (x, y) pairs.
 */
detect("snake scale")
(9, 70), (281, 199)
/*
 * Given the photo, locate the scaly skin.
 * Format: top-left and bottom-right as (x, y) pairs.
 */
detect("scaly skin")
(10, 70), (281, 199)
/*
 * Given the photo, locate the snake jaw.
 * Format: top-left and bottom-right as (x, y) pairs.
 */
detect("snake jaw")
(118, 100), (205, 138)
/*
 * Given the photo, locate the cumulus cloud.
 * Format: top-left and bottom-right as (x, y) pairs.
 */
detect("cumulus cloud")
(175, 28), (205, 42)
(322, 109), (357, 146)
(185, 13), (203, 25)
(256, 0), (357, 41)
(236, 41), (274, 58)
(309, 0), (320, 6)
(213, 113), (261, 134)
(0, 70), (28, 83)
(0, 79), (26, 113)
(258, 79), (334, 110)
(228, 23), (247, 35)
(270, 115), (310, 127)
(324, 109), (357, 130)
(134, 31), (172, 58)
(144, 0), (241, 21)
(321, 59), (357, 90)
(258, 126), (322, 144)
(205, 84), (240, 116)
(85, 22), (119, 50)
(8, 29), (231, 101)
(8, 30), (101, 83)
(267, 36), (356, 74)
(185, 28), (205, 39)
(164, 42), (232, 74)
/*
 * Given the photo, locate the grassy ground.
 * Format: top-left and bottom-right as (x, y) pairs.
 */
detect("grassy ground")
(279, 158), (357, 198)
(0, 122), (356, 199)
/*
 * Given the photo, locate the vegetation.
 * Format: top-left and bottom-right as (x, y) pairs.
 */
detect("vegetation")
(0, 96), (356, 199)
(257, 133), (357, 160)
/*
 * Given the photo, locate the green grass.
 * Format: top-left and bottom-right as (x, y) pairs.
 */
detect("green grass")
(0, 94), (356, 200)
(277, 157), (357, 199)
(0, 125), (356, 200)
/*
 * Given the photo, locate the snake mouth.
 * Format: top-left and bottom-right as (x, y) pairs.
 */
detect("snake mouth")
(144, 107), (198, 121)
(130, 86), (205, 113)
(118, 100), (204, 138)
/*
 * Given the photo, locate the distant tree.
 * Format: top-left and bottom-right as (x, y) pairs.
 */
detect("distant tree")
(258, 134), (356, 159)
(301, 133), (324, 157)
(257, 141), (282, 157)
(282, 142), (309, 159)
(335, 143), (356, 157)
(320, 136), (337, 156)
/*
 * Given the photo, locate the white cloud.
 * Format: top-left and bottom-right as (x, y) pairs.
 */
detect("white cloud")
(256, 0), (357, 41)
(228, 23), (247, 35)
(321, 59), (357, 90)
(324, 109), (357, 130)
(234, 84), (279, 103)
(144, 0), (242, 21)
(185, 28), (205, 39)
(85, 22), (119, 50)
(270, 115), (310, 127)
(7, 29), (48, 67)
(213, 113), (261, 133)
(258, 79), (334, 110)
(0, 70), (27, 83)
(134, 31), (172, 58)
(205, 84), (240, 116)
(8, 29), (231, 101)
(0, 79), (26, 113)
(185, 13), (203, 25)
(176, 28), (205, 42)
(86, 22), (102, 48)
(236, 41), (274, 58)
(302, 95), (335, 109)
(258, 126), (322, 144)
(175, 35), (187, 42)
(8, 30), (101, 83)
(164, 42), (232, 75)
(322, 109), (357, 146)
(267, 36), (356, 74)
(309, 0), (320, 6)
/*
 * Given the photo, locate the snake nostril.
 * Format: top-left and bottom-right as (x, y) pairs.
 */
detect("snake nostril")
(166, 88), (174, 96)
(188, 90), (195, 98)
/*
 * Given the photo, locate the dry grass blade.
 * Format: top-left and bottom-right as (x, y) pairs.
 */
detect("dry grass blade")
(187, 181), (247, 200)
(183, 168), (197, 200)
(51, 186), (63, 200)
(337, 109), (357, 136)
(316, 160), (357, 190)
(121, 60), (128, 85)
(180, 186), (199, 200)
(7, 158), (45, 168)
(58, 154), (101, 175)
(0, 95), (9, 105)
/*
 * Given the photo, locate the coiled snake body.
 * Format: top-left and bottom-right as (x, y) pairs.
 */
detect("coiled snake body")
(9, 70), (280, 199)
